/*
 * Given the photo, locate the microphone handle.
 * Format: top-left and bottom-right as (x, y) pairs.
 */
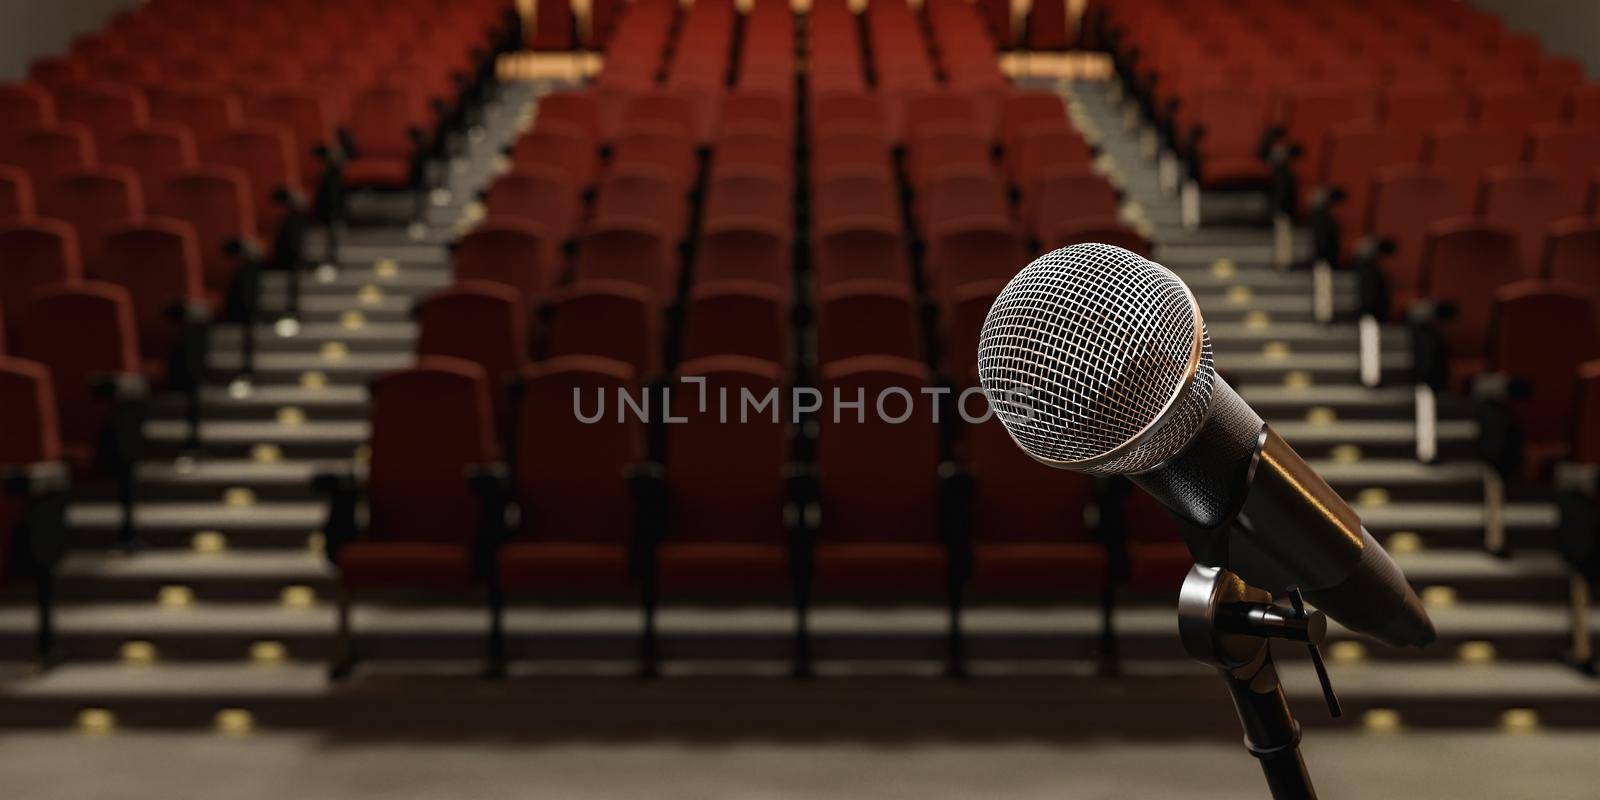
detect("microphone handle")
(1132, 378), (1435, 648)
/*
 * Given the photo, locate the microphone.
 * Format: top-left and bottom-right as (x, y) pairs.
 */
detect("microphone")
(976, 243), (1436, 649)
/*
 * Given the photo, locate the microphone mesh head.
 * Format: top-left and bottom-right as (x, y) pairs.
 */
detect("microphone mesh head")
(976, 243), (1215, 475)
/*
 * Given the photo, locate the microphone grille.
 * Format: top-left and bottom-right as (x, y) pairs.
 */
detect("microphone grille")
(976, 243), (1215, 475)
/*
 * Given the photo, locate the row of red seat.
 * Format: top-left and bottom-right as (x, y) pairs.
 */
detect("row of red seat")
(317, 0), (1192, 675)
(0, 0), (517, 660)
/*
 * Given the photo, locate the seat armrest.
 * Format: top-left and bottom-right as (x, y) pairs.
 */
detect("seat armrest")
(165, 299), (215, 325)
(937, 460), (974, 579)
(224, 236), (267, 265)
(624, 460), (667, 579)
(273, 185), (310, 213)
(3, 461), (71, 569)
(467, 461), (513, 573)
(311, 468), (363, 561)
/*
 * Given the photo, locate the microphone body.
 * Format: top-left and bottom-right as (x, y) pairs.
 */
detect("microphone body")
(977, 243), (1435, 650)
(1130, 377), (1433, 648)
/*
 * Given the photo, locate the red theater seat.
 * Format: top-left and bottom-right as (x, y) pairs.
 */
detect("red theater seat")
(575, 216), (679, 302)
(813, 215), (911, 288)
(812, 356), (953, 601)
(416, 281), (530, 432)
(509, 123), (598, 191)
(540, 279), (661, 377)
(925, 216), (1029, 302)
(679, 281), (789, 364)
(694, 216), (792, 289)
(1479, 167), (1588, 276)
(0, 220), (82, 342)
(481, 166), (581, 244)
(1363, 168), (1470, 317)
(327, 359), (498, 602)
(102, 124), (198, 203)
(1486, 283), (1598, 479)
(0, 166), (34, 218)
(815, 280), (922, 365)
(811, 165), (900, 226)
(452, 219), (559, 309)
(497, 357), (644, 600)
(1419, 222), (1524, 383)
(40, 166), (143, 274)
(658, 357), (792, 599)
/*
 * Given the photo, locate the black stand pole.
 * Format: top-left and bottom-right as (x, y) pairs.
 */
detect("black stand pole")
(1179, 565), (1339, 800)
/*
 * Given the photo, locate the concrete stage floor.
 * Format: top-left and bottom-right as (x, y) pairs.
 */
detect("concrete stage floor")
(0, 730), (1590, 799)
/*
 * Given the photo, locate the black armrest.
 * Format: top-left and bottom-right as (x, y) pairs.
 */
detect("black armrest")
(783, 461), (820, 579)
(1256, 124), (1287, 160)
(3, 461), (71, 569)
(1090, 476), (1133, 584)
(937, 460), (974, 582)
(224, 236), (267, 265)
(1405, 299), (1455, 392)
(467, 461), (513, 576)
(273, 185), (310, 214)
(337, 127), (358, 160)
(1556, 485), (1600, 580)
(1470, 372), (1526, 479)
(311, 469), (362, 562)
(163, 298), (215, 325)
(624, 460), (666, 580)
(1307, 185), (1345, 215)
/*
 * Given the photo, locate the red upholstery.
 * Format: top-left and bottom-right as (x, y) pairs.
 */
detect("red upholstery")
(208, 123), (303, 233)
(812, 165), (900, 226)
(816, 280), (921, 365)
(481, 166), (581, 243)
(416, 280), (529, 430)
(0, 220), (82, 342)
(342, 358), (498, 591)
(1420, 222), (1524, 382)
(925, 216), (1029, 302)
(498, 356), (642, 597)
(680, 280), (788, 364)
(813, 215), (911, 289)
(0, 165), (35, 219)
(658, 357), (791, 598)
(541, 279), (660, 377)
(693, 216), (792, 289)
(15, 282), (141, 468)
(102, 124), (198, 202)
(155, 166), (257, 293)
(452, 218), (558, 309)
(1486, 282), (1598, 478)
(575, 216), (679, 301)
(40, 166), (143, 274)
(1479, 167), (1588, 276)
(1364, 168), (1469, 316)
(98, 219), (207, 370)
(813, 356), (947, 598)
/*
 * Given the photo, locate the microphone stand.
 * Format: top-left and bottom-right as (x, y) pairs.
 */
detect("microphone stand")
(1178, 565), (1343, 800)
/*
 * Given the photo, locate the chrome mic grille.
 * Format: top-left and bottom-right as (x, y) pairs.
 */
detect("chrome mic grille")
(976, 243), (1215, 475)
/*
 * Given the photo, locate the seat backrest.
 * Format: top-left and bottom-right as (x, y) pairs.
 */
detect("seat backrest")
(102, 123), (198, 201)
(944, 278), (1004, 386)
(905, 123), (992, 185)
(816, 279), (921, 365)
(811, 164), (900, 224)
(0, 355), (61, 558)
(1545, 221), (1600, 289)
(810, 92), (885, 138)
(1423, 123), (1523, 204)
(594, 163), (689, 236)
(416, 279), (529, 395)
(155, 166), (256, 290)
(54, 80), (149, 140)
(509, 122), (598, 190)
(813, 215), (911, 288)
(15, 281), (141, 454)
(1487, 282), (1598, 446)
(0, 220), (82, 341)
(1008, 123), (1096, 185)
(811, 124), (893, 175)
(242, 88), (335, 189)
(1527, 126), (1600, 178)
(1480, 166), (1588, 276)
(1571, 84), (1600, 131)
(0, 165), (35, 219)
(147, 82), (243, 151)
(719, 90), (792, 131)
(1381, 83), (1470, 159)
(1318, 124), (1416, 237)
(513, 356), (642, 543)
(817, 356), (941, 543)
(575, 215), (678, 301)
(41, 166), (144, 273)
(712, 123), (792, 175)
(916, 164), (1009, 228)
(680, 279), (788, 364)
(610, 122), (698, 186)
(1574, 361), (1600, 464)
(998, 91), (1067, 148)
(1022, 164), (1120, 228)
(903, 89), (979, 140)
(0, 82), (55, 150)
(481, 165), (580, 241)
(368, 358), (497, 543)
(208, 122), (302, 231)
(665, 355), (788, 543)
(534, 91), (601, 142)
(1190, 88), (1272, 160)
(452, 218), (555, 309)
(99, 218), (205, 364)
(1366, 167), (1468, 297)
(926, 215), (1028, 301)
(1420, 221), (1524, 360)
(345, 83), (424, 159)
(540, 278), (660, 376)
(13, 123), (96, 193)
(693, 216), (792, 289)
(622, 91), (699, 141)
(703, 165), (792, 230)
(1474, 81), (1565, 133)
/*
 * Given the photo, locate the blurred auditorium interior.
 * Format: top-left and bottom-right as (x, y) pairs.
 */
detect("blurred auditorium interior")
(2, 0), (1600, 797)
